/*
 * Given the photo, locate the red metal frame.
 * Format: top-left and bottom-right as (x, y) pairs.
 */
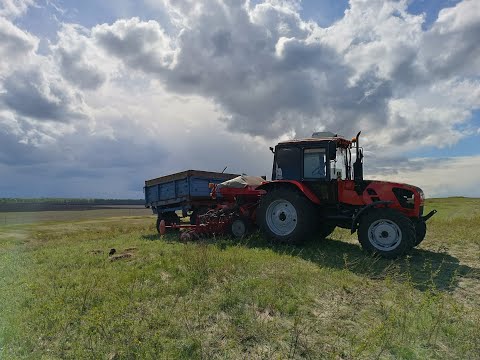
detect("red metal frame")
(159, 185), (264, 239)
(256, 180), (321, 205)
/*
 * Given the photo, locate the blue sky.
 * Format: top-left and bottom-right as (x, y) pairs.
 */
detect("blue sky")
(1, 0), (480, 198)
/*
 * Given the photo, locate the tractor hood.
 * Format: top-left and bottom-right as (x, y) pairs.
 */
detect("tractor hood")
(365, 180), (424, 196)
(363, 179), (425, 211)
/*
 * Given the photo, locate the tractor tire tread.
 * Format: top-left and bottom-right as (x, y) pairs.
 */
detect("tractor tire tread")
(414, 221), (427, 246)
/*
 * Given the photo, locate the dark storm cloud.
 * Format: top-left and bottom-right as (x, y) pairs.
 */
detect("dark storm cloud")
(0, 68), (88, 122)
(93, 17), (175, 74)
(56, 47), (106, 90)
(0, 127), (51, 165)
(90, 2), (396, 139)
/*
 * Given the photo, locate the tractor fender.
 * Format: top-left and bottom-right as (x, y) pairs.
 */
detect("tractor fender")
(351, 201), (393, 234)
(256, 180), (321, 205)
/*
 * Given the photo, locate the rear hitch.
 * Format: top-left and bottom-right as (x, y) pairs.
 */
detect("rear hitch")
(422, 209), (437, 222)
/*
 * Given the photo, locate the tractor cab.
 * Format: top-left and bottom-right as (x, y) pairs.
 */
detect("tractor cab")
(271, 131), (361, 202)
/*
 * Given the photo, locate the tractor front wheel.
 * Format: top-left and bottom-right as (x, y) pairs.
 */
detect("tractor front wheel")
(414, 221), (427, 246)
(257, 188), (315, 244)
(358, 208), (415, 259)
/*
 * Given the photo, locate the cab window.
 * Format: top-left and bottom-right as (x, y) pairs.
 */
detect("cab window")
(304, 148), (326, 179)
(273, 147), (301, 180)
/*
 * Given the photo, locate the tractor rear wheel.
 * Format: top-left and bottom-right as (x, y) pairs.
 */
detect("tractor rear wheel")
(257, 188), (316, 244)
(414, 221), (427, 246)
(358, 208), (415, 259)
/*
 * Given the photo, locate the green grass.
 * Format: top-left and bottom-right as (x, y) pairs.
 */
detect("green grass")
(1, 199), (479, 359)
(0, 208), (152, 225)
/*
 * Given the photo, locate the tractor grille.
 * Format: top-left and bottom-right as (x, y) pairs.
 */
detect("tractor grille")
(392, 187), (415, 209)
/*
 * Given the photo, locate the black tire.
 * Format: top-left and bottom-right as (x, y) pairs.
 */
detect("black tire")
(156, 212), (180, 233)
(257, 187), (316, 244)
(189, 207), (209, 225)
(357, 208), (415, 259)
(229, 217), (251, 239)
(414, 221), (427, 246)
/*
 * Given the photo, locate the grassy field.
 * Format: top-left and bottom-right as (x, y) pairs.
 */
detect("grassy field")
(0, 207), (151, 225)
(0, 199), (479, 359)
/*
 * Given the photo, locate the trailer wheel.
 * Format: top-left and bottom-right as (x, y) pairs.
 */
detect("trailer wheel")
(189, 207), (209, 225)
(230, 217), (250, 239)
(358, 208), (415, 258)
(156, 212), (180, 233)
(414, 221), (427, 246)
(257, 187), (315, 244)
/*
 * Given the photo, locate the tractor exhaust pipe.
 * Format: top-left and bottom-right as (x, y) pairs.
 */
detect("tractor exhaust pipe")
(353, 131), (364, 182)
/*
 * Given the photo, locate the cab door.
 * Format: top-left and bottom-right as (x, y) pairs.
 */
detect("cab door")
(301, 145), (338, 203)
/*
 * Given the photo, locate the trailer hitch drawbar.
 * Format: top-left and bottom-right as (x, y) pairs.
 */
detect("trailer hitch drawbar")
(422, 209), (437, 222)
(158, 220), (197, 235)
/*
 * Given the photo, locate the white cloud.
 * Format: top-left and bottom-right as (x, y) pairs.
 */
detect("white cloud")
(93, 17), (178, 72)
(0, 16), (38, 74)
(51, 24), (109, 90)
(0, 0), (35, 18)
(0, 16), (92, 147)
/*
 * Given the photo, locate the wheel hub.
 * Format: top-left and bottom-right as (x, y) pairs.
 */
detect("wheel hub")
(368, 219), (402, 251)
(266, 199), (298, 236)
(231, 219), (246, 238)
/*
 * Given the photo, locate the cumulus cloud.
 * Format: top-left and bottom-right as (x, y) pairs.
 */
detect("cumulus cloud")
(51, 24), (107, 90)
(68, 0), (479, 151)
(421, 0), (480, 80)
(0, 14), (92, 145)
(93, 17), (177, 73)
(0, 0), (35, 18)
(0, 16), (38, 74)
(1, 67), (89, 122)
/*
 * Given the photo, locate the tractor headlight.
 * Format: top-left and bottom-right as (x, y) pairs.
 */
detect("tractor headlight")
(406, 196), (415, 205)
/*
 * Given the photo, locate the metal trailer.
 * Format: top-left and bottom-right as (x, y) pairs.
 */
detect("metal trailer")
(144, 170), (238, 231)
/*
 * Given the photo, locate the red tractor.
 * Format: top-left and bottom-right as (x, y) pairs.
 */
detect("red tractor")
(255, 131), (437, 258)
